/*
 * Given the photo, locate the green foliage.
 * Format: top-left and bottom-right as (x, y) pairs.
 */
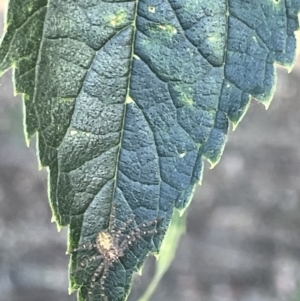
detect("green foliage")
(138, 210), (186, 301)
(0, 1), (300, 300)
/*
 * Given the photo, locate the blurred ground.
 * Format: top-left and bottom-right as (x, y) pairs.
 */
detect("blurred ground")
(1, 2), (300, 301)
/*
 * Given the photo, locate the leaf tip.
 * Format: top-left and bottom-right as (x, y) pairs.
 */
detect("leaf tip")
(263, 99), (272, 110)
(50, 214), (56, 222)
(55, 222), (62, 232)
(136, 267), (143, 276)
(206, 153), (224, 169)
(68, 286), (76, 295)
(24, 135), (31, 147)
(209, 160), (218, 169)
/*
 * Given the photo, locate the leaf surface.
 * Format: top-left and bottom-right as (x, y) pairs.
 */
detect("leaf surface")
(1, 0), (300, 300)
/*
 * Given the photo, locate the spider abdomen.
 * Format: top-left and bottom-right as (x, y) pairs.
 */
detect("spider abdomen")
(96, 231), (120, 262)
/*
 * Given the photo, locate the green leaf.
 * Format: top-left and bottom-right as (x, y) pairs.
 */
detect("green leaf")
(0, 1), (300, 301)
(0, 0), (47, 138)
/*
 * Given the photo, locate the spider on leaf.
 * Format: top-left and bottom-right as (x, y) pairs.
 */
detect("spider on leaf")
(70, 214), (164, 301)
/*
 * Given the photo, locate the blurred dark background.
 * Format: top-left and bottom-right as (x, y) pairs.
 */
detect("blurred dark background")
(1, 2), (300, 301)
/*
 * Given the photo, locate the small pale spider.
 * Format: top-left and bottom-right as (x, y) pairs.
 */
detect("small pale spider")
(71, 214), (163, 300)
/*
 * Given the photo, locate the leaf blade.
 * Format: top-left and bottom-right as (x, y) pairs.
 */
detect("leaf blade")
(1, 1), (300, 300)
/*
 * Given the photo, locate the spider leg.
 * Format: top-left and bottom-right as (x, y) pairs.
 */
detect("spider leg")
(72, 254), (103, 275)
(88, 260), (105, 298)
(100, 262), (113, 301)
(137, 217), (164, 230)
(70, 242), (97, 253)
(119, 218), (164, 251)
(111, 214), (135, 238)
